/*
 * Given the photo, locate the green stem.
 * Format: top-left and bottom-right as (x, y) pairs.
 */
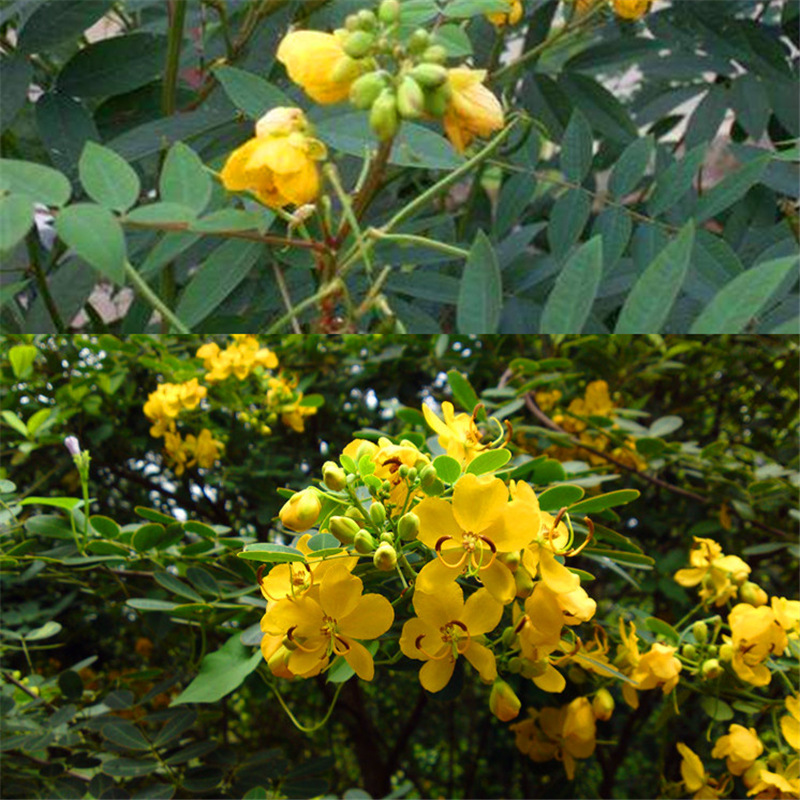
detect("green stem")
(324, 164), (374, 281)
(27, 234), (65, 332)
(263, 278), (343, 334)
(367, 229), (470, 259)
(80, 477), (90, 548)
(162, 0), (187, 116)
(124, 261), (190, 333)
(261, 669), (344, 733)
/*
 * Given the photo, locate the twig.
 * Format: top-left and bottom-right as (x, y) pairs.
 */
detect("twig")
(271, 262), (301, 333)
(124, 262), (190, 333)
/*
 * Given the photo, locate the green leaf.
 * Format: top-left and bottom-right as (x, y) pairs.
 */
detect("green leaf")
(446, 370), (479, 413)
(153, 572), (204, 603)
(0, 55), (32, 133)
(568, 489), (640, 514)
(102, 719), (151, 751)
(175, 240), (261, 329)
(36, 92), (100, 177)
(55, 203), (126, 284)
(135, 506), (175, 525)
(213, 66), (291, 118)
(537, 484), (585, 511)
(89, 516), (121, 539)
(18, 0), (114, 53)
(432, 455), (462, 484)
(238, 543), (306, 563)
(190, 209), (267, 233)
(645, 617), (679, 644)
(495, 173), (537, 238)
(444, 0), (509, 17)
(609, 136), (653, 199)
(153, 708), (197, 747)
(20, 496), (83, 510)
(79, 141), (140, 212)
(649, 416), (683, 437)
(694, 156), (769, 224)
(635, 437), (665, 457)
(432, 24), (472, 56)
(171, 634), (262, 704)
(25, 621), (62, 641)
(7, 345), (38, 379)
(689, 256), (798, 333)
(132, 523), (166, 552)
(306, 533), (340, 552)
(540, 236), (603, 333)
(558, 72), (636, 144)
(159, 143), (212, 215)
(0, 159), (71, 207)
(0, 195), (33, 252)
(591, 206), (632, 270)
(457, 230), (501, 334)
(560, 109), (593, 183)
(126, 598), (179, 612)
(548, 188), (591, 260)
(583, 548), (654, 567)
(125, 202), (197, 224)
(700, 696), (734, 722)
(103, 758), (159, 778)
(465, 449), (512, 475)
(57, 34), (169, 98)
(2, 410), (28, 437)
(647, 144), (707, 217)
(185, 566), (220, 597)
(615, 221), (695, 333)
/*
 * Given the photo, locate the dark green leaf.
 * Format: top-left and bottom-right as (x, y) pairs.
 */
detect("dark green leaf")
(102, 719), (151, 751)
(0, 195), (33, 252)
(694, 156), (769, 224)
(0, 159), (71, 207)
(547, 188), (591, 260)
(560, 108), (593, 183)
(18, 0), (114, 53)
(647, 144), (706, 217)
(159, 143), (212, 215)
(609, 136), (653, 199)
(569, 489), (640, 514)
(55, 203), (126, 284)
(79, 142), (140, 212)
(457, 230), (502, 334)
(213, 66), (291, 119)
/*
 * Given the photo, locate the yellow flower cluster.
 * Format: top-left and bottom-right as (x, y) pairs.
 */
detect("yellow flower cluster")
(143, 378), (206, 437)
(163, 428), (223, 477)
(196, 334), (278, 382)
(266, 374), (317, 434)
(487, 0), (524, 27)
(674, 537), (751, 606)
(541, 380), (648, 470)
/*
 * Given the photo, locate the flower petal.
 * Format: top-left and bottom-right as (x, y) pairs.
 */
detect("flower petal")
(339, 593), (394, 640)
(415, 497), (463, 548)
(461, 588), (503, 635)
(539, 550), (581, 593)
(533, 663), (566, 693)
(319, 564), (363, 619)
(413, 581), (464, 627)
(464, 641), (497, 682)
(419, 657), (456, 692)
(416, 556), (461, 595)
(400, 617), (444, 661)
(477, 560), (516, 605)
(342, 637), (375, 681)
(452, 473), (508, 535)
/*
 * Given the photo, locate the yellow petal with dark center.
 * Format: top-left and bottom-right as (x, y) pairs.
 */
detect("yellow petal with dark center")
(413, 581), (464, 627)
(342, 637), (375, 681)
(399, 617), (444, 661)
(415, 496), (463, 548)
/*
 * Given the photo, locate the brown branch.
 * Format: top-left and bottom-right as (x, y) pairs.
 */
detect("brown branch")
(522, 393), (791, 539)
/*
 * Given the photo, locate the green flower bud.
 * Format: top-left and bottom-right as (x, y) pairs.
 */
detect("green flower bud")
(422, 476), (445, 496)
(681, 643), (697, 660)
(766, 753), (783, 771)
(399, 464), (410, 478)
(567, 665), (588, 684)
(410, 63), (448, 88)
(507, 656), (523, 674)
(322, 461), (347, 491)
(743, 760), (768, 789)
(406, 467), (418, 483)
(357, 9), (377, 30)
(354, 529), (376, 554)
(718, 643), (734, 662)
(345, 14), (360, 31)
(329, 515), (360, 545)
(381, 479), (392, 493)
(378, 0), (401, 24)
(331, 55), (363, 84)
(422, 44), (448, 64)
(398, 512), (420, 542)
(514, 566), (534, 598)
(369, 89), (399, 140)
(707, 644), (718, 657)
(343, 30), (375, 59)
(520, 659), (548, 679)
(345, 506), (366, 523)
(701, 658), (722, 679)
(369, 502), (387, 527)
(423, 82), (452, 118)
(592, 688), (615, 721)
(380, 531), (394, 544)
(397, 75), (425, 119)
(489, 680), (521, 722)
(356, 441), (376, 463)
(739, 581), (768, 607)
(692, 621), (708, 644)
(407, 28), (430, 54)
(419, 464), (438, 489)
(279, 489), (321, 532)
(500, 626), (516, 647)
(374, 542), (397, 571)
(498, 550), (521, 571)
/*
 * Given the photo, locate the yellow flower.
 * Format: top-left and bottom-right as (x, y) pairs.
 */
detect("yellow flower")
(414, 473), (535, 604)
(510, 698), (596, 780)
(677, 743), (725, 799)
(279, 488), (322, 532)
(198, 336), (278, 382)
(534, 389), (562, 412)
(631, 642), (682, 695)
(746, 760), (800, 799)
(519, 502), (581, 594)
(261, 563), (394, 680)
(422, 400), (487, 464)
(442, 68), (504, 153)
(515, 586), (568, 692)
(674, 537), (751, 606)
(780, 695), (800, 751)
(772, 596), (800, 638)
(265, 374), (317, 433)
(221, 108), (326, 209)
(143, 379), (207, 437)
(163, 430), (189, 475)
(487, 0), (523, 26)
(728, 602), (788, 686)
(277, 31), (357, 104)
(711, 725), (764, 776)
(399, 582), (502, 692)
(612, 0), (650, 20)
(489, 679), (522, 721)
(185, 428), (222, 469)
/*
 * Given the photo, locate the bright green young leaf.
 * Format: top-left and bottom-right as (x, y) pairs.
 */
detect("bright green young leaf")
(55, 203), (127, 284)
(446, 370), (480, 413)
(79, 141), (140, 212)
(159, 142), (213, 214)
(569, 489), (641, 514)
(465, 449), (512, 476)
(689, 256), (798, 333)
(457, 230), (502, 334)
(237, 543), (306, 563)
(432, 455), (462, 484)
(213, 65), (291, 119)
(7, 345), (38, 379)
(540, 236), (603, 333)
(615, 221), (695, 333)
(537, 484), (586, 511)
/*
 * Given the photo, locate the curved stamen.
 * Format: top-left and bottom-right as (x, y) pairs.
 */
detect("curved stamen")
(450, 620), (472, 654)
(288, 562), (314, 599)
(472, 535), (498, 571)
(514, 614), (530, 635)
(286, 625), (319, 653)
(415, 634), (451, 661)
(435, 536), (468, 569)
(332, 635), (351, 656)
(547, 507), (569, 553)
(551, 637), (581, 666)
(564, 517), (595, 557)
(471, 403), (485, 424)
(256, 564), (267, 588)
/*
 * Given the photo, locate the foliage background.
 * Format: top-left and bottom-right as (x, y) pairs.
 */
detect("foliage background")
(0, 0), (798, 334)
(1, 333), (798, 799)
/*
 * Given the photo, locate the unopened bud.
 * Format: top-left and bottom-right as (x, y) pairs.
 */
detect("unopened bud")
(332, 55), (363, 84)
(373, 542), (397, 571)
(279, 489), (321, 532)
(701, 658), (722, 679)
(422, 44), (448, 64)
(423, 82), (452, 118)
(354, 529), (376, 554)
(718, 643), (734, 662)
(329, 515), (360, 545)
(419, 464), (438, 489)
(489, 679), (521, 722)
(410, 63), (448, 88)
(380, 532), (394, 544)
(369, 502), (387, 527)
(398, 512), (420, 542)
(345, 506), (366, 523)
(350, 71), (387, 110)
(500, 626), (516, 647)
(406, 467), (418, 483)
(369, 89), (399, 140)
(707, 645), (718, 656)
(64, 436), (81, 457)
(322, 461), (347, 491)
(399, 464), (410, 478)
(357, 9), (377, 29)
(268, 645), (293, 678)
(343, 30), (375, 59)
(355, 441), (377, 463)
(422, 476), (445, 496)
(692, 621), (708, 644)
(379, 0), (400, 24)
(345, 14), (360, 31)
(766, 753), (783, 771)
(407, 28), (430, 54)
(739, 581), (768, 607)
(520, 659), (549, 679)
(514, 566), (534, 598)
(567, 665), (588, 685)
(498, 550), (521, 571)
(397, 76), (425, 119)
(681, 644), (697, 660)
(507, 656), (523, 674)
(592, 688), (615, 721)
(743, 760), (767, 789)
